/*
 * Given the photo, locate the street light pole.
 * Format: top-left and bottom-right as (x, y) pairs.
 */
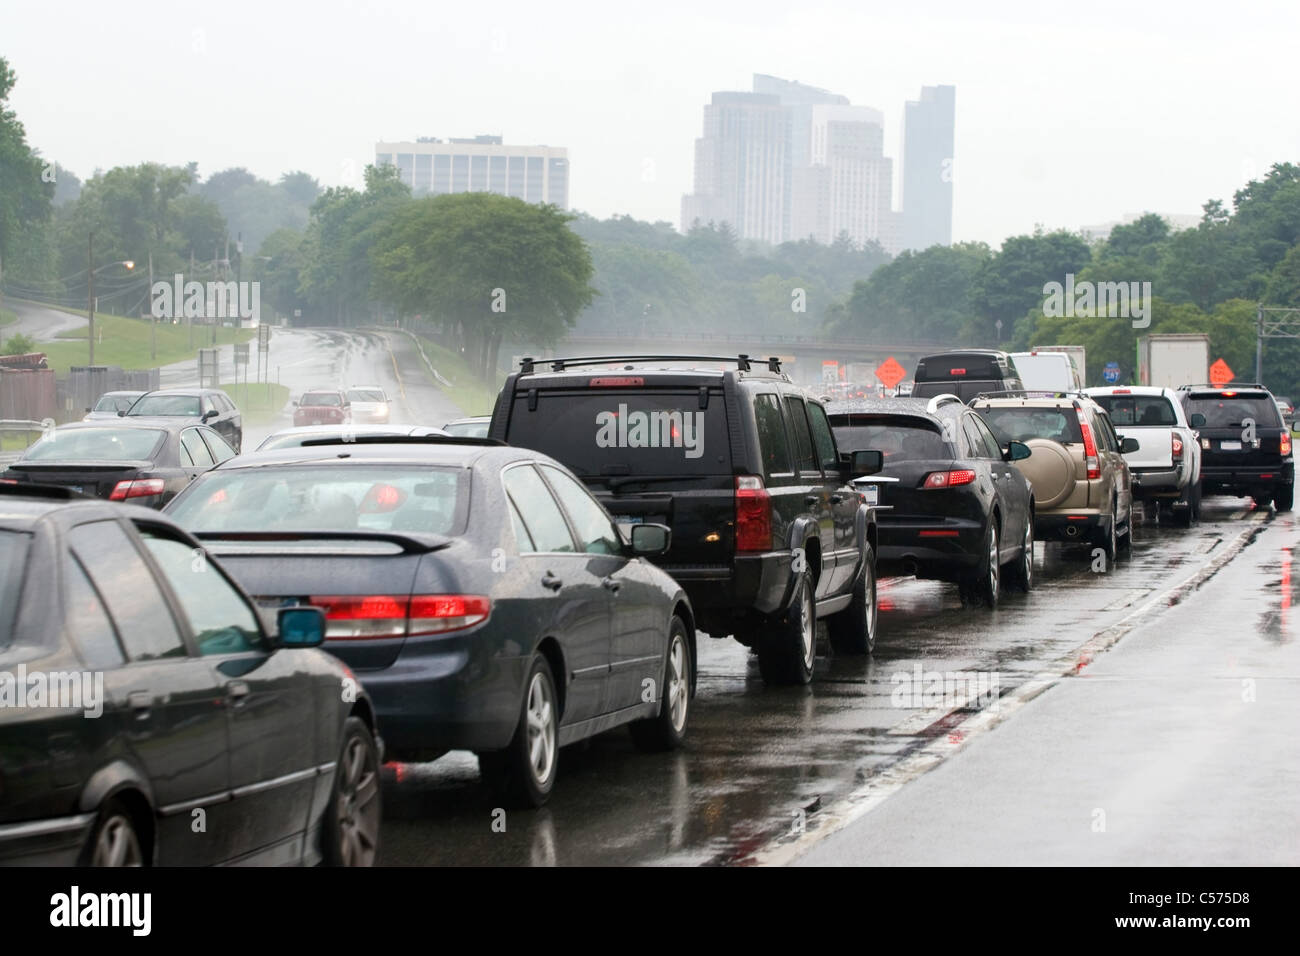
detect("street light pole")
(88, 232), (95, 366)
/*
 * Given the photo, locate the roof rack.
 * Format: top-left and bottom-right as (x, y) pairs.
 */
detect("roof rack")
(294, 435), (506, 448)
(924, 394), (965, 413)
(1176, 383), (1268, 391)
(974, 389), (1091, 401)
(517, 354), (782, 374)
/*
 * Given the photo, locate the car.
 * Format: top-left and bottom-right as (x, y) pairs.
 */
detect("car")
(293, 389), (351, 428)
(442, 416), (491, 438)
(1177, 384), (1293, 512)
(1084, 386), (1203, 526)
(254, 424), (445, 451)
(1011, 350), (1083, 392)
(911, 350), (1025, 403)
(162, 435), (697, 808)
(126, 388), (243, 454)
(487, 353), (882, 684)
(1, 420), (236, 508)
(0, 484), (381, 866)
(971, 392), (1136, 565)
(1273, 396), (1294, 428)
(83, 391), (145, 421)
(346, 386), (391, 424)
(827, 395), (1035, 607)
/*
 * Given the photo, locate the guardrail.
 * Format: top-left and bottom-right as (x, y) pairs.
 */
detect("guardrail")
(0, 419), (49, 465)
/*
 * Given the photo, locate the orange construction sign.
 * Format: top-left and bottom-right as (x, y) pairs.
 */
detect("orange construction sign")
(875, 356), (907, 389)
(1208, 358), (1234, 387)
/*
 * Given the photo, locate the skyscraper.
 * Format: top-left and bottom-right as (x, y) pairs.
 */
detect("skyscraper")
(901, 85), (956, 251)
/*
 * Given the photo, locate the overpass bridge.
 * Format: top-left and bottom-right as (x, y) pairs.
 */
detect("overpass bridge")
(503, 331), (946, 386)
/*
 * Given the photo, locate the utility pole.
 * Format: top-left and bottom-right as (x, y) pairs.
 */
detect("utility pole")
(0, 250), (5, 352)
(88, 232), (96, 366)
(1256, 304), (1263, 384)
(188, 249), (195, 348)
(148, 252), (156, 361)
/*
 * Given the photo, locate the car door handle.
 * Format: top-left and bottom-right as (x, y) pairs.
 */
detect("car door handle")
(128, 690), (153, 718)
(226, 681), (250, 708)
(602, 576), (622, 593)
(541, 572), (563, 591)
(830, 493), (845, 503)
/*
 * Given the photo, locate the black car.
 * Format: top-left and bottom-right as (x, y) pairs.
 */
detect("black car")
(911, 350), (1025, 403)
(488, 354), (881, 684)
(163, 436), (697, 808)
(2, 420), (236, 508)
(1178, 385), (1294, 511)
(127, 388), (243, 453)
(827, 396), (1035, 607)
(0, 485), (381, 866)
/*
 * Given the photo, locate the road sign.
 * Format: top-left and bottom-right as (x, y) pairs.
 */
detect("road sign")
(875, 356), (906, 389)
(822, 360), (839, 384)
(1209, 358), (1234, 387)
(234, 343), (249, 366)
(258, 323), (270, 349)
(1103, 362), (1120, 384)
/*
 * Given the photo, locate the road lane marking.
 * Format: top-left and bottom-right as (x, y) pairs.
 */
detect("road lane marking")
(743, 511), (1271, 867)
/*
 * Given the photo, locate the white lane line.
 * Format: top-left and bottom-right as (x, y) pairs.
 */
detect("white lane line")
(745, 511), (1270, 867)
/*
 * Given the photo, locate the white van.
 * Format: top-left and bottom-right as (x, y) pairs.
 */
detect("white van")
(1011, 351), (1083, 392)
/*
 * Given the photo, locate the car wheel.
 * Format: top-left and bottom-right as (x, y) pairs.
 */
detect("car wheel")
(828, 543), (877, 655)
(963, 519), (1000, 609)
(1190, 480), (1202, 520)
(630, 615), (693, 752)
(757, 563), (816, 685)
(82, 799), (144, 867)
(481, 654), (559, 807)
(1007, 518), (1034, 592)
(1275, 484), (1294, 513)
(1095, 504), (1118, 566)
(1118, 502), (1133, 552)
(323, 716), (381, 866)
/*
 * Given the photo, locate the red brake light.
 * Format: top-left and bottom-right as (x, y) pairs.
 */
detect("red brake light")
(1282, 432), (1292, 456)
(311, 594), (490, 639)
(360, 483), (406, 512)
(922, 469), (976, 489)
(1221, 391), (1236, 397)
(735, 475), (772, 551)
(1171, 435), (1183, 459)
(108, 478), (165, 501)
(1077, 415), (1100, 479)
(1113, 388), (1131, 394)
(950, 368), (967, 375)
(589, 377), (645, 387)
(408, 595), (491, 635)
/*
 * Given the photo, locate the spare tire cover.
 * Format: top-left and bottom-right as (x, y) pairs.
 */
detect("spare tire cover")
(1019, 439), (1076, 508)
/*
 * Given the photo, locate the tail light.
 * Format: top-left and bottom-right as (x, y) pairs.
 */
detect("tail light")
(1282, 432), (1292, 456)
(311, 594), (490, 639)
(735, 475), (772, 551)
(1171, 435), (1184, 459)
(921, 469), (976, 489)
(1077, 414), (1100, 479)
(109, 478), (165, 500)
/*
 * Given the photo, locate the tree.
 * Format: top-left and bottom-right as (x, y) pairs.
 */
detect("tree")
(0, 58), (54, 282)
(371, 193), (595, 377)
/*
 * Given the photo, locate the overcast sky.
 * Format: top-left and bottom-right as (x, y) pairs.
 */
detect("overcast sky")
(4, 0), (1297, 248)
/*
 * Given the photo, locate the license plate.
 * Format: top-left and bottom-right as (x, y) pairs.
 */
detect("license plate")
(1220, 440), (1242, 450)
(862, 485), (880, 506)
(256, 596), (301, 610)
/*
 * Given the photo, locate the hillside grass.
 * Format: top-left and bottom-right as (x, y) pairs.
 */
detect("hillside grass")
(41, 312), (253, 372)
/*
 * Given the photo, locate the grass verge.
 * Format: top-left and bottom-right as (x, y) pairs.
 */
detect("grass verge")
(414, 336), (504, 416)
(222, 382), (289, 428)
(39, 311), (253, 372)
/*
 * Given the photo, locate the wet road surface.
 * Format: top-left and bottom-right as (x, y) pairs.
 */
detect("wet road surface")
(376, 496), (1295, 866)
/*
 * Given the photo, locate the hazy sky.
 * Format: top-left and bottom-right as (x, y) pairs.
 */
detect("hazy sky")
(4, 0), (1297, 248)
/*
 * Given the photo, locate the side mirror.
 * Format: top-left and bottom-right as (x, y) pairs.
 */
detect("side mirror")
(202, 409), (218, 421)
(1121, 437), (1141, 453)
(1189, 413), (1206, 427)
(1004, 440), (1032, 461)
(277, 606), (325, 647)
(84, 407), (92, 413)
(117, 409), (126, 417)
(629, 522), (671, 557)
(847, 449), (883, 476)
(292, 400), (299, 407)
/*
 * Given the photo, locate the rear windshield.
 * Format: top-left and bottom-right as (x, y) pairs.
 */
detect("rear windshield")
(301, 393), (343, 406)
(0, 529), (30, 650)
(978, 407), (1083, 444)
(915, 356), (1009, 382)
(348, 389), (385, 403)
(94, 394), (138, 413)
(23, 427), (165, 461)
(444, 421), (488, 438)
(505, 390), (731, 476)
(167, 465), (467, 535)
(912, 380), (1009, 403)
(1090, 395), (1178, 426)
(1183, 393), (1282, 428)
(828, 414), (950, 462)
(130, 395), (201, 416)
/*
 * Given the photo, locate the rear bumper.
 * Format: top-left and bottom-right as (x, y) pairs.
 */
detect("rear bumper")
(671, 552), (792, 621)
(1199, 461), (1293, 492)
(1035, 510), (1105, 542)
(1130, 467), (1183, 496)
(877, 517), (983, 580)
(0, 812), (95, 866)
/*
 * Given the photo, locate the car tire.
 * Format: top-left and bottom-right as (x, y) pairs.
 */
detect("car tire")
(757, 563), (817, 685)
(323, 716), (382, 866)
(1190, 480), (1202, 520)
(81, 798), (145, 867)
(963, 519), (1000, 609)
(1095, 504), (1118, 566)
(1006, 518), (1034, 592)
(1118, 502), (1133, 552)
(828, 543), (877, 655)
(1275, 484), (1294, 513)
(630, 615), (693, 752)
(480, 654), (559, 808)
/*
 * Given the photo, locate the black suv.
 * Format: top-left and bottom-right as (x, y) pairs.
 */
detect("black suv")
(1178, 385), (1293, 512)
(911, 350), (1024, 403)
(488, 354), (881, 684)
(827, 396), (1035, 608)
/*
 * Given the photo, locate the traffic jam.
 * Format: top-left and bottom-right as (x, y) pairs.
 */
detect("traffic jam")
(0, 341), (1293, 873)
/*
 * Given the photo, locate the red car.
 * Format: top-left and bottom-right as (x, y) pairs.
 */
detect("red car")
(293, 389), (351, 427)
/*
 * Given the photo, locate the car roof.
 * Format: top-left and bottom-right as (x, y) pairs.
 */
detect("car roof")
(973, 395), (1092, 410)
(216, 439), (533, 470)
(99, 390), (144, 397)
(137, 388), (219, 397)
(52, 418), (188, 434)
(825, 397), (950, 422)
(1084, 386), (1176, 397)
(0, 487), (175, 529)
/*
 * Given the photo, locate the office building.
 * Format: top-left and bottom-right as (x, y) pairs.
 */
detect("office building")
(375, 136), (569, 208)
(900, 85), (956, 251)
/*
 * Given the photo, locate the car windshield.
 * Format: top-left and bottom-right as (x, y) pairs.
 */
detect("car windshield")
(828, 415), (949, 461)
(23, 427), (165, 461)
(348, 389), (385, 402)
(0, 530), (30, 650)
(978, 407), (1083, 444)
(1184, 394), (1282, 428)
(94, 394), (138, 412)
(301, 393), (342, 406)
(130, 395), (201, 416)
(167, 465), (467, 535)
(1089, 395), (1178, 426)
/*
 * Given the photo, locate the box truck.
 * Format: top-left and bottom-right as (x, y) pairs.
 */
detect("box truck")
(1138, 334), (1210, 388)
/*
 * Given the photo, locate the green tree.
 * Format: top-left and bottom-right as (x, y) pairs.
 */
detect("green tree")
(0, 58), (54, 286)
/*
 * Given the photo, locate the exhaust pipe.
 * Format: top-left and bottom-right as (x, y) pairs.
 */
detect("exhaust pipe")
(902, 557), (919, 576)
(1064, 524), (1080, 537)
